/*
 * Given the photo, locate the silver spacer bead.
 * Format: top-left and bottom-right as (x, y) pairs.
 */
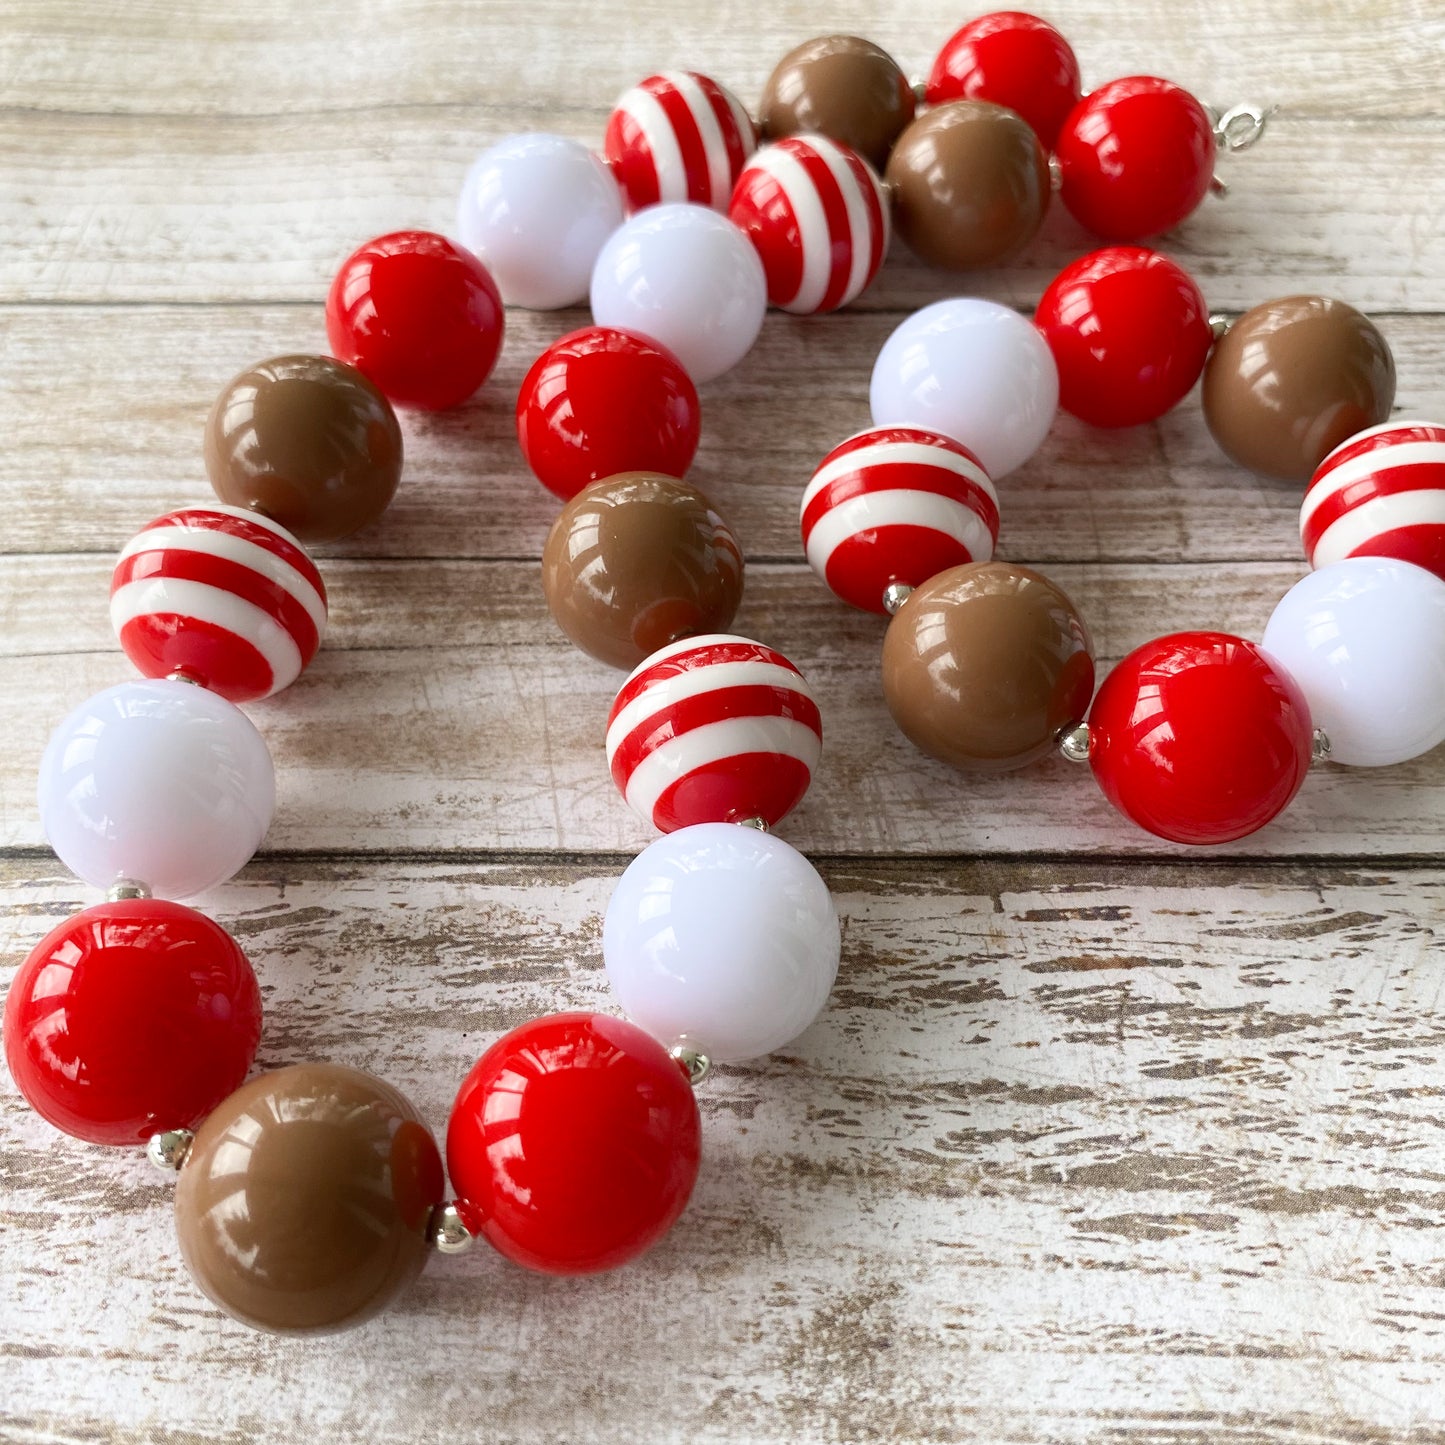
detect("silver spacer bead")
(670, 1045), (712, 1087)
(1048, 153), (1063, 193)
(910, 77), (928, 105)
(1312, 727), (1333, 764)
(1057, 723), (1092, 764)
(146, 1128), (193, 1173)
(165, 670), (203, 686)
(882, 581), (914, 615)
(106, 879), (152, 902)
(733, 815), (769, 832)
(1208, 313), (1232, 342)
(429, 1201), (476, 1255)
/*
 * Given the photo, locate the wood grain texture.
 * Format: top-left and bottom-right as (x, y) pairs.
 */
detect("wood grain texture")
(4, 0), (1445, 1440)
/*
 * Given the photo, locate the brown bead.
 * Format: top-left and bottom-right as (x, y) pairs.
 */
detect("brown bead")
(885, 101), (1050, 270)
(1201, 295), (1396, 482)
(173, 1063), (443, 1335)
(759, 35), (915, 172)
(541, 472), (744, 670)
(882, 562), (1094, 772)
(204, 354), (404, 543)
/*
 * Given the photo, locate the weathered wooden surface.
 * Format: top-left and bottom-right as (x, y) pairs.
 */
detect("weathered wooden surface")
(4, 0), (1445, 1440)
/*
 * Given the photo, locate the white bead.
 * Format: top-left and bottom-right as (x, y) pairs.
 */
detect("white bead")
(38, 679), (275, 898)
(457, 134), (625, 310)
(603, 823), (839, 1063)
(590, 203), (767, 384)
(869, 297), (1059, 478)
(1262, 557), (1445, 766)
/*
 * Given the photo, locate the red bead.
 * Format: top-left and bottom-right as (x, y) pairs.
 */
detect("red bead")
(3, 901), (262, 1145)
(1056, 78), (1216, 241)
(446, 1012), (700, 1275)
(1034, 247), (1213, 428)
(516, 327), (701, 501)
(326, 230), (504, 410)
(926, 11), (1081, 148)
(1087, 632), (1313, 845)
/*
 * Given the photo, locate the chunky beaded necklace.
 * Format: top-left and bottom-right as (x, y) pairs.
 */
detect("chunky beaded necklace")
(7, 11), (1444, 1335)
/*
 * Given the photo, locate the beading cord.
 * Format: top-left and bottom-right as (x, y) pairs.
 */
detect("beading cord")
(7, 12), (1445, 1336)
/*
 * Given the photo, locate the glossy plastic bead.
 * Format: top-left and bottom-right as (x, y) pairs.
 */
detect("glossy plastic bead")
(590, 202), (767, 383)
(885, 101), (1050, 271)
(3, 900), (261, 1146)
(175, 1064), (443, 1334)
(882, 562), (1094, 772)
(447, 1013), (701, 1275)
(604, 823), (839, 1063)
(1088, 632), (1313, 844)
(1203, 296), (1397, 483)
(1302, 422), (1445, 577)
(515, 327), (700, 502)
(1262, 558), (1445, 767)
(605, 71), (756, 213)
(111, 504), (328, 702)
(205, 354), (403, 545)
(758, 34), (915, 172)
(1034, 247), (1213, 428)
(325, 230), (504, 411)
(606, 634), (822, 832)
(870, 298), (1059, 478)
(801, 427), (999, 613)
(457, 134), (625, 310)
(541, 472), (744, 670)
(1056, 77), (1216, 241)
(728, 135), (889, 315)
(38, 679), (275, 899)
(926, 11), (1082, 148)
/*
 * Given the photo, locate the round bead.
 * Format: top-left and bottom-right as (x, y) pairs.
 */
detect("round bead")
(882, 562), (1094, 772)
(1302, 421), (1445, 579)
(885, 101), (1050, 271)
(1202, 296), (1397, 483)
(456, 133), (625, 310)
(728, 135), (889, 315)
(541, 472), (744, 670)
(324, 230), (504, 411)
(926, 11), (1082, 148)
(3, 900), (261, 1146)
(1056, 77), (1216, 241)
(447, 1013), (701, 1274)
(1034, 246), (1213, 428)
(758, 34), (915, 172)
(515, 327), (700, 502)
(204, 354), (403, 545)
(590, 203), (767, 384)
(801, 427), (999, 613)
(110, 504), (328, 702)
(1262, 558), (1445, 767)
(1088, 632), (1313, 844)
(606, 634), (822, 832)
(38, 679), (274, 899)
(604, 823), (839, 1063)
(604, 71), (757, 213)
(174, 1064), (443, 1334)
(870, 298), (1059, 478)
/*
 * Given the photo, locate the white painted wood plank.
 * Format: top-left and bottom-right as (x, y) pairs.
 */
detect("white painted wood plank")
(2, 561), (1443, 858)
(1, 305), (1442, 563)
(2, 0), (1438, 119)
(1, 113), (1442, 308)
(4, 859), (1445, 1442)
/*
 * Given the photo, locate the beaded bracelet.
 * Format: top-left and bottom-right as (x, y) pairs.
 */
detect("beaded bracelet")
(7, 11), (1445, 1337)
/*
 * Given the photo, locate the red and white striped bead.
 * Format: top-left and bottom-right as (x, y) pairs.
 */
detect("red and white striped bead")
(606, 634), (822, 833)
(1302, 421), (1445, 582)
(111, 504), (328, 703)
(604, 72), (757, 214)
(801, 427), (1000, 613)
(728, 135), (889, 315)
